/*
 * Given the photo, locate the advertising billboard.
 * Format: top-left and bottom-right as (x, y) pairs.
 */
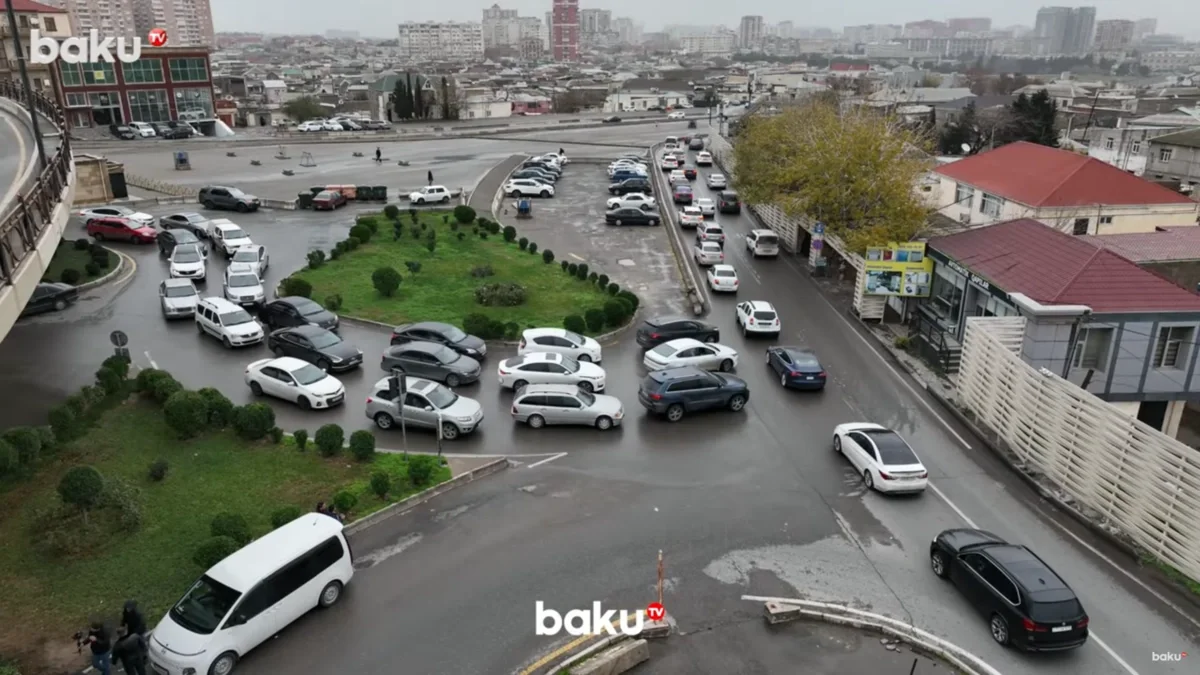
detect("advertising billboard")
(863, 242), (933, 297)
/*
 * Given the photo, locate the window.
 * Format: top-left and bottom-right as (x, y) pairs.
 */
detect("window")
(980, 193), (1003, 218)
(1152, 326), (1194, 369)
(127, 89), (170, 123)
(169, 57), (209, 82)
(122, 58), (164, 83)
(954, 183), (974, 206)
(1104, 138), (1114, 149)
(1131, 141), (1141, 153)
(65, 93), (87, 107)
(1072, 218), (1090, 235)
(59, 63), (82, 87)
(1158, 147), (1174, 162)
(975, 558), (1020, 605)
(1073, 327), (1113, 370)
(175, 87), (215, 118)
(82, 62), (116, 85)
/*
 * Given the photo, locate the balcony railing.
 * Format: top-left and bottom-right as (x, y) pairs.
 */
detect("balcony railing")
(0, 79), (71, 286)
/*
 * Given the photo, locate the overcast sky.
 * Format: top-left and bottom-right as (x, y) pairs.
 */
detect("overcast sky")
(209, 1), (1196, 40)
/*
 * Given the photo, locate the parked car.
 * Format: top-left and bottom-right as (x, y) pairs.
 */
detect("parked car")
(156, 228), (206, 256)
(153, 123), (192, 139)
(245, 356), (346, 409)
(312, 190), (347, 210)
(497, 351), (606, 392)
(706, 174), (728, 190)
(735, 300), (781, 337)
(77, 205), (156, 228)
(635, 316), (719, 348)
(298, 120), (326, 132)
(766, 346), (826, 390)
(678, 206), (703, 228)
(195, 296), (265, 348)
(199, 185), (261, 212)
(259, 296), (339, 332)
(696, 151), (713, 166)
(606, 207), (661, 226)
(87, 217), (156, 244)
(521, 160), (561, 176)
(717, 190), (741, 214)
(667, 111), (686, 120)
(380, 341), (482, 387)
(512, 169), (558, 183)
(159, 212), (209, 237)
(643, 338), (738, 372)
(693, 241), (724, 265)
(408, 185), (452, 204)
(111, 125), (137, 140)
(129, 121), (156, 138)
(268, 325), (362, 372)
(637, 366), (749, 422)
(228, 244), (269, 277)
(929, 529), (1090, 651)
(673, 184), (694, 204)
(168, 244), (207, 281)
(706, 264), (739, 292)
(159, 278), (199, 319)
(746, 229), (780, 257)
(208, 220), (253, 257)
(389, 321), (486, 360)
(512, 384), (624, 430)
(21, 282), (77, 317)
(365, 376), (483, 439)
(602, 116), (622, 123)
(518, 328), (603, 363)
(833, 423), (928, 493)
(223, 269), (265, 306)
(504, 179), (554, 198)
(609, 177), (653, 195)
(607, 193), (656, 210)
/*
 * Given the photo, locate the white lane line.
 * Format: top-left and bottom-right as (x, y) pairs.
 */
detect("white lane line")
(525, 452), (568, 469)
(569, 253), (586, 261)
(0, 113), (30, 210)
(144, 350), (158, 369)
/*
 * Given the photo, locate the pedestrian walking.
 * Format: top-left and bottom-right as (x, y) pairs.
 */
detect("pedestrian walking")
(83, 621), (112, 675)
(375, 147), (382, 163)
(427, 170), (434, 185)
(112, 627), (147, 675)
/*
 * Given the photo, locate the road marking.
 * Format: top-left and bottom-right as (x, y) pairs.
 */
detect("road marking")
(517, 614), (640, 675)
(144, 351), (158, 369)
(0, 112), (30, 212)
(525, 452), (567, 469)
(569, 252), (585, 261)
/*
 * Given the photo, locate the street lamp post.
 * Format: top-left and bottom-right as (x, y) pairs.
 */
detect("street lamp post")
(3, 3), (48, 168)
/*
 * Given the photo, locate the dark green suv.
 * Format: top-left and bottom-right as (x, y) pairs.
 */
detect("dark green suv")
(199, 185), (261, 212)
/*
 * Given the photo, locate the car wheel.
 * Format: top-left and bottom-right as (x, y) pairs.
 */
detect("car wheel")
(445, 373), (461, 387)
(989, 614), (1010, 646)
(665, 404), (685, 422)
(374, 412), (395, 430)
(863, 470), (874, 490)
(53, 299), (67, 312)
(441, 422), (460, 440)
(249, 381), (263, 396)
(297, 396), (312, 410)
(236, 203), (248, 213)
(780, 372), (788, 388)
(595, 416), (613, 430)
(222, 336), (233, 349)
(208, 651), (238, 675)
(416, 197), (425, 204)
(512, 379), (528, 391)
(577, 354), (592, 363)
(615, 219), (622, 226)
(442, 195), (451, 204)
(704, 335), (717, 343)
(318, 581), (343, 608)
(316, 358), (331, 371)
(578, 381), (594, 393)
(930, 550), (949, 579)
(651, 219), (660, 226)
(540, 190), (550, 198)
(719, 359), (734, 372)
(728, 394), (746, 411)
(202, 200), (215, 210)
(833, 435), (842, 453)
(92, 232), (105, 241)
(528, 414), (546, 429)
(510, 190), (522, 197)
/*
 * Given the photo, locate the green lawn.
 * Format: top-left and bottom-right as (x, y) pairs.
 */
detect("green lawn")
(0, 400), (449, 647)
(292, 213), (613, 331)
(43, 240), (114, 285)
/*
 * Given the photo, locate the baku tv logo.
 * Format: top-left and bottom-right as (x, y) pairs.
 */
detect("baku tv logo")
(1151, 651), (1187, 661)
(30, 28), (168, 65)
(535, 601), (665, 637)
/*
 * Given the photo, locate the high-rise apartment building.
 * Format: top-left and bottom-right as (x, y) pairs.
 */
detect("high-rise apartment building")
(738, 15), (763, 49)
(903, 20), (948, 38)
(613, 17), (640, 44)
(550, 0), (578, 61)
(1094, 19), (1134, 51)
(947, 18), (991, 34)
(482, 4), (543, 49)
(679, 32), (736, 55)
(1133, 18), (1157, 41)
(843, 24), (902, 44)
(773, 21), (793, 39)
(397, 21), (484, 61)
(130, 0), (215, 47)
(1034, 6), (1095, 54)
(579, 8), (610, 35)
(43, 0), (138, 40)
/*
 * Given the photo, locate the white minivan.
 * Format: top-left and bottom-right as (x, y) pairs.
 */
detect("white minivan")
(149, 513), (354, 675)
(745, 229), (780, 257)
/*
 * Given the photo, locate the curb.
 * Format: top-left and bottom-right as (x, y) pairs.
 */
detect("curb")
(343, 457), (509, 534)
(336, 310), (639, 348)
(650, 143), (708, 317)
(75, 246), (131, 292)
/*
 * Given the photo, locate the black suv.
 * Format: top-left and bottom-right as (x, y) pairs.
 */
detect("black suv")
(930, 529), (1089, 652)
(636, 316), (719, 348)
(609, 177), (653, 195)
(259, 296), (339, 332)
(717, 191), (741, 214)
(638, 367), (749, 422)
(199, 185), (261, 212)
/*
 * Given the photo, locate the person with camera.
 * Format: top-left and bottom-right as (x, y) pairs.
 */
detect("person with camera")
(82, 620), (113, 675)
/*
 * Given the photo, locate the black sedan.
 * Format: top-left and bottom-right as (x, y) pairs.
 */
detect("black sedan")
(159, 212), (209, 237)
(157, 228), (207, 256)
(766, 346), (826, 390)
(602, 116), (622, 123)
(390, 321), (487, 360)
(258, 296), (339, 332)
(21, 282), (78, 317)
(606, 207), (661, 227)
(268, 325), (363, 372)
(635, 316), (719, 348)
(609, 178), (653, 195)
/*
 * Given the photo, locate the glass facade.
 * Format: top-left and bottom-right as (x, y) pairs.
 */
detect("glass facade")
(60, 63), (82, 87)
(123, 59), (165, 84)
(64, 93), (88, 107)
(175, 88), (214, 118)
(82, 63), (116, 86)
(87, 91), (123, 125)
(128, 89), (171, 123)
(169, 58), (209, 82)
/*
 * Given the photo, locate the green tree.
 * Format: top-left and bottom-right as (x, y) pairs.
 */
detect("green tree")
(938, 101), (982, 155)
(441, 76), (459, 120)
(58, 465), (105, 524)
(411, 73), (425, 119)
(732, 101), (931, 253)
(283, 97), (324, 122)
(372, 266), (402, 296)
(1003, 91), (1058, 147)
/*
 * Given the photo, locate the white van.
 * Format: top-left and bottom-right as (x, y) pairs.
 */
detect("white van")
(195, 296), (264, 348)
(149, 513), (354, 675)
(745, 229), (780, 257)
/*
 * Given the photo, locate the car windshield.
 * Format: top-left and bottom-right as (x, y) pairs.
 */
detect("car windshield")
(715, 269), (736, 277)
(576, 390), (596, 406)
(110, 206), (133, 215)
(426, 385), (459, 409)
(651, 343), (679, 357)
(440, 325), (467, 342)
(164, 284), (195, 298)
(229, 274), (259, 288)
(292, 364), (327, 385)
(563, 331), (583, 345)
(317, 192), (336, 199)
(185, 213), (203, 222)
(219, 309), (253, 326)
(1029, 598), (1083, 622)
(867, 431), (919, 465)
(308, 331), (341, 349)
(675, 187), (692, 193)
(703, 243), (721, 252)
(434, 346), (460, 363)
(169, 575), (240, 635)
(232, 249), (258, 262)
(295, 300), (324, 316)
(173, 248), (202, 263)
(227, 188), (247, 198)
(753, 310), (777, 321)
(224, 228), (248, 240)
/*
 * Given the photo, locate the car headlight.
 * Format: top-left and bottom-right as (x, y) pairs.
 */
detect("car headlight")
(456, 415), (474, 423)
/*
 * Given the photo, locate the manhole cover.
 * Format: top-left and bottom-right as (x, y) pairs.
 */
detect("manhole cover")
(618, 259), (636, 267)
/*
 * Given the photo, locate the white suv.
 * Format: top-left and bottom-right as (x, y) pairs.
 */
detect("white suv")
(208, 220), (253, 257)
(504, 179), (555, 198)
(696, 222), (725, 244)
(736, 300), (782, 337)
(408, 185), (451, 204)
(195, 296), (264, 348)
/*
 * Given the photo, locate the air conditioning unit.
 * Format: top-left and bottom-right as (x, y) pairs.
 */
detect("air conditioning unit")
(958, 213), (971, 224)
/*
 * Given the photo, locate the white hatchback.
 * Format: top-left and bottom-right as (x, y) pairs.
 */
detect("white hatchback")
(694, 241), (724, 266)
(696, 151), (713, 166)
(168, 244), (206, 281)
(518, 328), (603, 363)
(679, 206), (704, 228)
(696, 222), (725, 244)
(706, 173), (727, 189)
(497, 351), (607, 392)
(245, 356), (346, 409)
(707, 264), (739, 292)
(736, 300), (781, 336)
(695, 198), (716, 216)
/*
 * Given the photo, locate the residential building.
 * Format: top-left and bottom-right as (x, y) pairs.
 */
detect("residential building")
(604, 90), (690, 113)
(55, 45), (215, 130)
(916, 218), (1200, 438)
(898, 36), (994, 57)
(481, 3), (518, 48)
(550, 0), (578, 61)
(579, 8), (610, 35)
(519, 36), (542, 61)
(738, 15), (763, 50)
(929, 141), (1198, 234)
(1141, 50), (1200, 72)
(1033, 6), (1096, 54)
(613, 17), (639, 44)
(842, 24), (901, 45)
(947, 18), (991, 34)
(1133, 106), (1200, 129)
(678, 32), (735, 56)
(1093, 19), (1134, 51)
(1145, 128), (1200, 186)
(1134, 18), (1157, 41)
(903, 20), (947, 38)
(1083, 227), (1200, 294)
(0, 0), (71, 96)
(131, 0), (214, 47)
(773, 21), (793, 39)
(42, 0), (136, 38)
(1088, 125), (1182, 175)
(397, 22), (483, 61)
(462, 95), (510, 120)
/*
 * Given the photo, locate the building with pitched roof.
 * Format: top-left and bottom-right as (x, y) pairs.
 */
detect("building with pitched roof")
(0, 0), (71, 96)
(914, 218), (1200, 438)
(1144, 127), (1200, 187)
(929, 141), (1199, 234)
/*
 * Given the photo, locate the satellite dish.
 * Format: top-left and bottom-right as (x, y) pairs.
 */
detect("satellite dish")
(961, 143), (971, 153)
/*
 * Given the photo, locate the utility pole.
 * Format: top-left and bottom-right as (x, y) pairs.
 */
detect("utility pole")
(3, 2), (48, 169)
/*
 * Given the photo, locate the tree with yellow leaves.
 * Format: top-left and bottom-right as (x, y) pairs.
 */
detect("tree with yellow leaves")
(731, 101), (931, 253)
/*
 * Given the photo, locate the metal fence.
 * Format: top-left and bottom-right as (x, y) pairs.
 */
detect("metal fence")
(0, 80), (71, 286)
(958, 316), (1200, 581)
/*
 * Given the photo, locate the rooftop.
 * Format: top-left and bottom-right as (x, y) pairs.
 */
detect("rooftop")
(929, 219), (1200, 313)
(1, 0), (63, 12)
(934, 142), (1195, 207)
(1150, 127), (1200, 149)
(1081, 227), (1200, 263)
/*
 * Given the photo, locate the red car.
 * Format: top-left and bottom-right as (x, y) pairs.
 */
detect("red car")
(683, 166), (697, 180)
(312, 190), (347, 210)
(673, 184), (694, 204)
(86, 217), (157, 243)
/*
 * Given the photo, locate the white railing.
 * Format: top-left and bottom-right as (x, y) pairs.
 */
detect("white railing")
(958, 316), (1200, 581)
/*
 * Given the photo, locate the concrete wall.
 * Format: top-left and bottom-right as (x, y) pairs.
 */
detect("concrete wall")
(72, 154), (115, 205)
(1142, 259), (1200, 294)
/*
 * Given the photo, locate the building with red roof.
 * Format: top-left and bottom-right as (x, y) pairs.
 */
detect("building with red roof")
(0, 0), (72, 97)
(915, 218), (1200, 438)
(928, 141), (1198, 235)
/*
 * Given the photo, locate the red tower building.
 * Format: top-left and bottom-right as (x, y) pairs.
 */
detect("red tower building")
(551, 0), (578, 61)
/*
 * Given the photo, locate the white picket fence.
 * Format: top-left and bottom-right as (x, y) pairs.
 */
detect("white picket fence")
(958, 316), (1200, 581)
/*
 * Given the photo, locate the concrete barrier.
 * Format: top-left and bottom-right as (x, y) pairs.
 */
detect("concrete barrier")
(343, 457), (509, 535)
(571, 639), (649, 675)
(649, 143), (708, 317)
(260, 198), (297, 210)
(557, 118), (581, 124)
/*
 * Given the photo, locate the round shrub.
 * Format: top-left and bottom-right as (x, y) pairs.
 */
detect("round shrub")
(315, 424), (345, 457)
(453, 204), (476, 224)
(563, 314), (586, 334)
(58, 465), (104, 513)
(79, 385), (106, 410)
(64, 393), (88, 416)
(405, 260), (422, 274)
(560, 260), (569, 271)
(193, 536), (240, 568)
(604, 300), (629, 326)
(101, 354), (131, 379)
(197, 388), (234, 427)
(269, 427), (284, 443)
(478, 230), (488, 240)
(597, 274), (610, 288)
(486, 220), (501, 235)
(617, 290), (639, 311)
(576, 263), (589, 280)
(270, 505), (303, 529)
(372, 266), (402, 296)
(384, 204), (400, 220)
(232, 403), (275, 440)
(584, 309), (606, 332)
(307, 249), (326, 269)
(60, 268), (81, 284)
(543, 249), (555, 264)
(349, 223), (372, 244)
(293, 429), (309, 450)
(567, 262), (578, 276)
(90, 248), (109, 267)
(502, 225), (517, 242)
(135, 368), (168, 393)
(47, 404), (78, 443)
(74, 238), (90, 250)
(363, 217), (380, 234)
(148, 459), (169, 482)
(85, 262), (100, 277)
(281, 277), (313, 298)
(518, 237), (529, 251)
(425, 237), (436, 253)
(3, 427), (42, 466)
(528, 242), (538, 254)
(463, 313), (499, 340)
(344, 236), (361, 251)
(349, 430), (376, 461)
(474, 282), (526, 307)
(407, 454), (438, 487)
(370, 471), (391, 499)
(470, 264), (494, 278)
(211, 512), (251, 545)
(332, 489), (357, 514)
(588, 272), (598, 284)
(456, 232), (465, 241)
(324, 294), (343, 311)
(0, 440), (19, 475)
(150, 375), (183, 405)
(329, 248), (342, 261)
(607, 282), (620, 296)
(35, 426), (56, 451)
(163, 390), (209, 438)
(504, 321), (520, 341)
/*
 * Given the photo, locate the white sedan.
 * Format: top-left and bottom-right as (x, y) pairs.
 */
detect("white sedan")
(669, 170), (688, 185)
(667, 111), (687, 119)
(77, 205), (156, 228)
(168, 244), (206, 281)
(245, 356), (346, 410)
(694, 241), (724, 266)
(519, 327), (603, 363)
(832, 423), (929, 494)
(504, 179), (554, 198)
(679, 206), (704, 227)
(607, 193), (657, 210)
(706, 264), (739, 292)
(660, 156), (680, 170)
(643, 338), (739, 372)
(696, 151), (713, 166)
(695, 198), (716, 216)
(706, 174), (728, 189)
(497, 351), (607, 392)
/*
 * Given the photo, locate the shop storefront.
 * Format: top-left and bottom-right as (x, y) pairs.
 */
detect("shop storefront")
(912, 247), (1020, 368)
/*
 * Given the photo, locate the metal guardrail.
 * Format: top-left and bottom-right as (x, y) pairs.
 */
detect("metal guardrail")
(0, 80), (71, 287)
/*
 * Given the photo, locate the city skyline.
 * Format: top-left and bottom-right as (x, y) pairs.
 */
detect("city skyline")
(205, 0), (1197, 40)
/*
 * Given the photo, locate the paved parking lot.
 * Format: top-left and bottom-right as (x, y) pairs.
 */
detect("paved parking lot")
(495, 161), (686, 315)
